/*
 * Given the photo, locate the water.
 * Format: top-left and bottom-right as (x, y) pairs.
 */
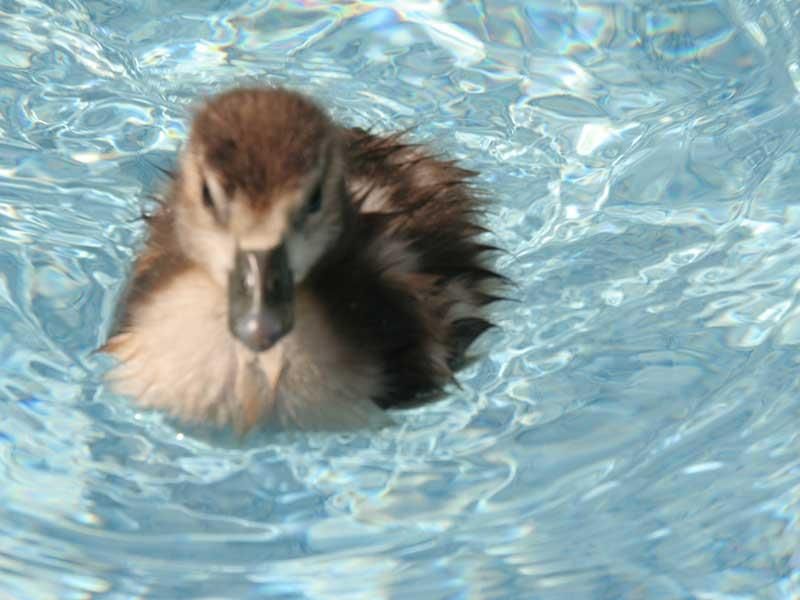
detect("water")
(1, 0), (799, 597)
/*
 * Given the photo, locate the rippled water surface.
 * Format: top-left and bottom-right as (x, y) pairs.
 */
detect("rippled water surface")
(2, 0), (800, 597)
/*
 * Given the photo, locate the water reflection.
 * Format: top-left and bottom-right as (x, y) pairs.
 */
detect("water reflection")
(0, 0), (799, 597)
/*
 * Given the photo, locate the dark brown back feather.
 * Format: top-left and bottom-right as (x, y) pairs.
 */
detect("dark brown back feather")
(307, 127), (503, 408)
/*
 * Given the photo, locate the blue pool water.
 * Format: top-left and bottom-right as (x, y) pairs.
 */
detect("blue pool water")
(2, 0), (800, 597)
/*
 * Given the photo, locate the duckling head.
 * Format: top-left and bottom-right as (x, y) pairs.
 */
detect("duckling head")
(173, 88), (347, 352)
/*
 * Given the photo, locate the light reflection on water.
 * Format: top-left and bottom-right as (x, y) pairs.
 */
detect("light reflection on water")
(1, 0), (800, 597)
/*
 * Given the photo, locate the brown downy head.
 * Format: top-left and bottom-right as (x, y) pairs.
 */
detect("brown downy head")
(173, 87), (349, 352)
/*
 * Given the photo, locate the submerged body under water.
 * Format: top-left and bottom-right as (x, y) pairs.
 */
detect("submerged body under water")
(1, 0), (800, 597)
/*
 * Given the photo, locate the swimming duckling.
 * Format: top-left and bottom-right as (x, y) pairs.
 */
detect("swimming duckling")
(104, 87), (502, 431)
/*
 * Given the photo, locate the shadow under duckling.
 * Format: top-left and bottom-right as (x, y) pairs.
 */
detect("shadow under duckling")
(103, 87), (504, 432)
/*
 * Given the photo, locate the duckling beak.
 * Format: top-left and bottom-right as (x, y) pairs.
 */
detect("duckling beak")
(228, 244), (294, 352)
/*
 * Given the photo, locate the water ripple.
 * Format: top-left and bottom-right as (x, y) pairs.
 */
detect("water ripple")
(1, 0), (800, 597)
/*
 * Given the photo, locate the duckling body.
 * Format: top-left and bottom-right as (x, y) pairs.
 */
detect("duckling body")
(105, 88), (500, 431)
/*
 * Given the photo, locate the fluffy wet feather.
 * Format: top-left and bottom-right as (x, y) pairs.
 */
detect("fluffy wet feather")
(104, 87), (502, 432)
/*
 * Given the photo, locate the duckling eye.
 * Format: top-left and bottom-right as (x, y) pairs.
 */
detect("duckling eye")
(294, 181), (324, 229)
(202, 182), (214, 210)
(307, 183), (323, 215)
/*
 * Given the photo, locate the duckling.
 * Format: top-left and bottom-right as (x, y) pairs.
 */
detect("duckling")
(104, 87), (502, 432)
